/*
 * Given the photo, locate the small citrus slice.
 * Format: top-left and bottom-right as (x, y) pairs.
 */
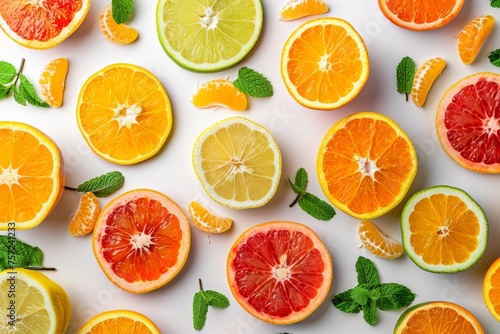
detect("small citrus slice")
(99, 6), (138, 44)
(458, 15), (495, 65)
(278, 0), (329, 22)
(39, 58), (69, 108)
(281, 17), (369, 110)
(317, 111), (417, 219)
(378, 0), (464, 31)
(227, 221), (333, 325)
(358, 220), (403, 259)
(192, 116), (281, 210)
(77, 63), (172, 165)
(411, 57), (446, 107)
(92, 189), (190, 293)
(192, 79), (247, 111)
(401, 185), (488, 273)
(78, 309), (160, 334)
(0, 268), (71, 334)
(0, 121), (65, 230)
(436, 72), (500, 173)
(188, 200), (232, 233)
(0, 0), (91, 49)
(394, 301), (484, 333)
(69, 192), (100, 237)
(156, 0), (263, 72)
(484, 257), (500, 322)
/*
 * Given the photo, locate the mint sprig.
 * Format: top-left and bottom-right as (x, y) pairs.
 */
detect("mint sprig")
(288, 168), (335, 221)
(233, 67), (273, 98)
(332, 256), (415, 326)
(396, 56), (415, 101)
(0, 236), (54, 271)
(193, 279), (229, 330)
(492, 0), (500, 7)
(65, 171), (124, 198)
(489, 49), (500, 67)
(112, 0), (133, 24)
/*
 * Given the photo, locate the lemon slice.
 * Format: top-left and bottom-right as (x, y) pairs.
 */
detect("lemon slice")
(156, 0), (263, 72)
(192, 117), (282, 209)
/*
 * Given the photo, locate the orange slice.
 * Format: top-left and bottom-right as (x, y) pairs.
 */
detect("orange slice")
(317, 111), (417, 219)
(458, 15), (495, 65)
(191, 79), (247, 111)
(278, 0), (329, 22)
(484, 257), (500, 322)
(187, 200), (232, 233)
(0, 121), (64, 230)
(77, 63), (172, 165)
(0, 0), (91, 49)
(39, 58), (69, 108)
(379, 0), (464, 31)
(92, 189), (190, 293)
(358, 220), (403, 259)
(281, 17), (369, 110)
(99, 6), (138, 44)
(78, 309), (160, 334)
(411, 57), (446, 107)
(227, 221), (333, 325)
(69, 192), (100, 237)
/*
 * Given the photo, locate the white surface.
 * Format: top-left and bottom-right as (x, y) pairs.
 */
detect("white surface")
(1, 0), (500, 333)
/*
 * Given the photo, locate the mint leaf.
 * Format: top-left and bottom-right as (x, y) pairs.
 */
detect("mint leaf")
(492, 0), (500, 7)
(112, 0), (133, 24)
(0, 61), (16, 84)
(377, 283), (415, 311)
(0, 236), (43, 271)
(363, 299), (378, 326)
(193, 291), (208, 330)
(298, 193), (335, 221)
(203, 290), (230, 308)
(13, 85), (26, 106)
(19, 74), (49, 108)
(332, 289), (362, 314)
(489, 49), (500, 67)
(288, 179), (306, 196)
(396, 56), (415, 101)
(349, 286), (370, 306)
(356, 256), (380, 286)
(0, 84), (12, 100)
(294, 167), (308, 191)
(233, 67), (273, 98)
(77, 171), (124, 197)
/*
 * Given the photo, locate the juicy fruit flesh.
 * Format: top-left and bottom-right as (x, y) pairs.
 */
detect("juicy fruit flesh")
(83, 316), (154, 333)
(0, 0), (83, 41)
(398, 305), (479, 333)
(385, 0), (457, 24)
(192, 79), (247, 111)
(279, 0), (329, 21)
(358, 220), (403, 259)
(458, 16), (494, 65)
(411, 57), (446, 107)
(232, 229), (325, 318)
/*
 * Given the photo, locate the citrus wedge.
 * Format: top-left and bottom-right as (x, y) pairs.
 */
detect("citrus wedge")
(358, 220), (404, 259)
(484, 257), (500, 322)
(278, 0), (329, 22)
(458, 15), (495, 65)
(39, 58), (69, 108)
(192, 79), (247, 111)
(188, 200), (232, 233)
(401, 185), (488, 273)
(99, 6), (138, 44)
(78, 309), (160, 334)
(156, 0), (263, 72)
(411, 57), (446, 107)
(69, 192), (100, 237)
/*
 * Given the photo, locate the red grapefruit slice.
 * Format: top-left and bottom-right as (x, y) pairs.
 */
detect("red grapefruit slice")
(92, 189), (190, 294)
(436, 72), (500, 173)
(227, 221), (333, 325)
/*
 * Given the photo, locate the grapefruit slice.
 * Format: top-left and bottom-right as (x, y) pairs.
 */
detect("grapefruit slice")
(436, 72), (500, 173)
(227, 221), (333, 325)
(92, 189), (190, 294)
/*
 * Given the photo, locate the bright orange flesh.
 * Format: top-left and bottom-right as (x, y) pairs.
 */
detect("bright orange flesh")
(99, 6), (138, 44)
(191, 79), (247, 111)
(484, 257), (500, 322)
(378, 0), (464, 31)
(188, 200), (232, 233)
(227, 221), (333, 325)
(39, 58), (69, 107)
(358, 220), (403, 259)
(411, 58), (446, 107)
(317, 112), (417, 219)
(78, 309), (160, 334)
(92, 189), (190, 293)
(458, 15), (495, 65)
(69, 192), (100, 237)
(278, 0), (329, 21)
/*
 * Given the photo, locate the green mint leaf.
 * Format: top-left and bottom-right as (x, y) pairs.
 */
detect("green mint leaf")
(288, 178), (306, 196)
(298, 192), (336, 221)
(362, 299), (378, 326)
(294, 167), (308, 191)
(492, 0), (500, 7)
(193, 291), (209, 331)
(0, 61), (16, 84)
(112, 0), (133, 24)
(396, 56), (415, 101)
(0, 84), (12, 100)
(13, 85), (27, 106)
(332, 289), (362, 314)
(349, 286), (370, 306)
(203, 290), (230, 308)
(77, 171), (124, 197)
(356, 256), (380, 286)
(488, 49), (500, 67)
(233, 67), (273, 98)
(377, 283), (416, 311)
(0, 236), (43, 271)
(19, 74), (49, 108)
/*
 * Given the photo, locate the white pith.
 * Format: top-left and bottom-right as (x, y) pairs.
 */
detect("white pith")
(356, 156), (379, 178)
(113, 104), (142, 128)
(0, 165), (21, 187)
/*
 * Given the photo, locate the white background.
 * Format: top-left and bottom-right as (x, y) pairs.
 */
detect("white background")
(1, 0), (500, 333)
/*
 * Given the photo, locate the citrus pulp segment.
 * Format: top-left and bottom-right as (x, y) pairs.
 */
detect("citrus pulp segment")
(156, 0), (263, 72)
(0, 121), (64, 230)
(483, 257), (500, 322)
(278, 0), (329, 22)
(191, 79), (248, 111)
(281, 17), (369, 110)
(358, 220), (404, 259)
(227, 221), (333, 325)
(76, 63), (172, 165)
(78, 309), (160, 334)
(411, 57), (446, 107)
(39, 58), (69, 108)
(394, 301), (485, 333)
(378, 0), (464, 31)
(99, 5), (138, 44)
(436, 72), (500, 173)
(458, 15), (495, 65)
(0, 268), (71, 334)
(188, 200), (232, 233)
(317, 112), (417, 219)
(0, 0), (91, 49)
(92, 189), (190, 294)
(69, 192), (100, 237)
(401, 185), (488, 273)
(192, 116), (282, 210)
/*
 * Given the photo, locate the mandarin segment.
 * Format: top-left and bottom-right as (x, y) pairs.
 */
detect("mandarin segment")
(192, 79), (247, 111)
(188, 200), (232, 233)
(358, 220), (404, 259)
(411, 58), (446, 107)
(39, 58), (69, 107)
(69, 192), (100, 236)
(279, 0), (328, 21)
(458, 15), (495, 65)
(99, 6), (138, 44)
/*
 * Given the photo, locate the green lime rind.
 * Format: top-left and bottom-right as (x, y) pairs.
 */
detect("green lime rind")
(155, 0), (263, 73)
(401, 185), (488, 274)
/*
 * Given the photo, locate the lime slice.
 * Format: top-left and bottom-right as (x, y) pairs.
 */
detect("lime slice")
(156, 0), (263, 73)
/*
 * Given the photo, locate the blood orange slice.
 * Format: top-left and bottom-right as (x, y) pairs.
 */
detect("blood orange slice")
(227, 221), (333, 325)
(436, 72), (500, 173)
(92, 189), (190, 294)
